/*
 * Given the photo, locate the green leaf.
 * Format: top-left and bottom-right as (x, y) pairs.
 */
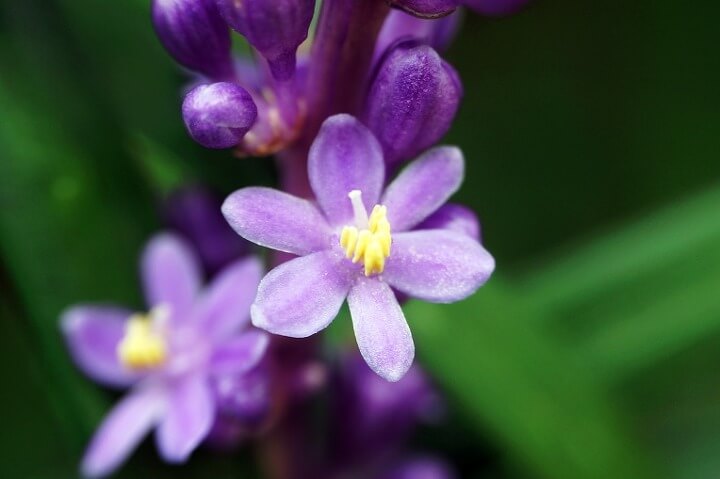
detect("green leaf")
(408, 284), (664, 479)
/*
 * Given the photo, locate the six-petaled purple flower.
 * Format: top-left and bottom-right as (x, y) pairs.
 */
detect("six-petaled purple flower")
(61, 234), (268, 477)
(222, 114), (495, 381)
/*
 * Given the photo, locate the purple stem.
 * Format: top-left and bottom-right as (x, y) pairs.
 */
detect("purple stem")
(304, 0), (390, 141)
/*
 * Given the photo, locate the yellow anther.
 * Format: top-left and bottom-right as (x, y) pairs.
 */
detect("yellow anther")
(340, 226), (359, 259)
(353, 230), (372, 263)
(364, 240), (386, 276)
(117, 314), (167, 370)
(340, 200), (392, 276)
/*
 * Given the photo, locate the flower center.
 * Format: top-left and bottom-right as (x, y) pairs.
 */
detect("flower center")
(339, 190), (392, 276)
(117, 305), (169, 370)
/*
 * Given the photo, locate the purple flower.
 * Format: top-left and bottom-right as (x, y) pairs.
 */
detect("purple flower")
(215, 0), (316, 81)
(182, 82), (258, 149)
(61, 234), (268, 477)
(222, 114), (494, 381)
(151, 0), (234, 80)
(364, 39), (462, 168)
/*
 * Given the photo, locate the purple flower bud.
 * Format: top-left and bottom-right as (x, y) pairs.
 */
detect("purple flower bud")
(214, 0), (316, 81)
(387, 0), (459, 19)
(182, 82), (258, 149)
(364, 40), (462, 167)
(151, 0), (233, 79)
(212, 361), (272, 427)
(464, 0), (530, 16)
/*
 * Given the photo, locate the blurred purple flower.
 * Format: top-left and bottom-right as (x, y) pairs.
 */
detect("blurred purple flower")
(222, 114), (494, 381)
(61, 234), (268, 477)
(377, 457), (456, 479)
(163, 186), (251, 276)
(332, 353), (442, 465)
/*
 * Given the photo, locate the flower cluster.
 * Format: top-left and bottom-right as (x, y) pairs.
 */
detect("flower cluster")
(60, 0), (530, 476)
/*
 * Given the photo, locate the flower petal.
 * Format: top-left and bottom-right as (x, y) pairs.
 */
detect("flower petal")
(416, 203), (481, 240)
(384, 230), (495, 302)
(382, 146), (464, 232)
(348, 278), (414, 382)
(223, 187), (331, 255)
(61, 306), (138, 388)
(141, 234), (202, 318)
(192, 256), (263, 340)
(210, 330), (269, 375)
(156, 374), (215, 463)
(81, 387), (165, 478)
(251, 251), (352, 337)
(308, 114), (385, 226)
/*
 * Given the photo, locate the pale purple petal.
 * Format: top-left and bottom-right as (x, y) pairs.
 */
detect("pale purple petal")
(308, 114), (385, 226)
(223, 187), (331, 255)
(141, 234), (201, 318)
(417, 203), (481, 240)
(384, 230), (494, 302)
(156, 374), (215, 463)
(61, 306), (138, 388)
(382, 146), (464, 232)
(251, 251), (353, 337)
(348, 278), (414, 382)
(210, 330), (269, 375)
(193, 256), (263, 340)
(81, 387), (165, 478)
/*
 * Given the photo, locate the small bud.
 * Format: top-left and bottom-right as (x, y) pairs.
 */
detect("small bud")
(151, 0), (233, 79)
(364, 40), (462, 167)
(387, 0), (459, 19)
(215, 0), (316, 81)
(464, 0), (530, 16)
(182, 82), (258, 149)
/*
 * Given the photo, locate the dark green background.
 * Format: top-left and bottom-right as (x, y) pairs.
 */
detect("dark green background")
(1, 0), (719, 477)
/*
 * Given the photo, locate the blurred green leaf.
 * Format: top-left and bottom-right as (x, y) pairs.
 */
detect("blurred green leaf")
(408, 284), (663, 479)
(517, 183), (720, 381)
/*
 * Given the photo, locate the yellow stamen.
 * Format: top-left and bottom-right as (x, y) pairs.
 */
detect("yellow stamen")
(117, 312), (167, 370)
(339, 197), (392, 276)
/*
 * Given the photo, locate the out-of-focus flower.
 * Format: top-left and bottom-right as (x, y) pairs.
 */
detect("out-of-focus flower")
(364, 39), (462, 169)
(163, 186), (251, 276)
(332, 353), (442, 464)
(222, 114), (494, 382)
(215, 0), (316, 81)
(182, 82), (258, 149)
(377, 457), (456, 479)
(61, 234), (268, 477)
(151, 0), (234, 80)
